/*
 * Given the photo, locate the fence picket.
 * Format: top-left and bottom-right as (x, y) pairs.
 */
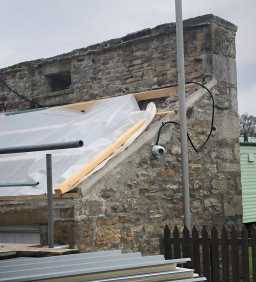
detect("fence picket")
(182, 226), (192, 268)
(192, 226), (201, 275)
(241, 226), (249, 282)
(163, 225), (172, 259)
(161, 224), (252, 282)
(202, 226), (211, 282)
(221, 226), (230, 282)
(173, 226), (181, 259)
(231, 226), (240, 282)
(252, 227), (256, 282)
(211, 226), (220, 282)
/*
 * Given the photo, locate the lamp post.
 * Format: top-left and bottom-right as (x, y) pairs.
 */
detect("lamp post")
(175, 0), (192, 231)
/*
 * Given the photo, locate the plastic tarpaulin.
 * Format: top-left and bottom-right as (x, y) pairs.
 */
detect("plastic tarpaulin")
(0, 95), (156, 196)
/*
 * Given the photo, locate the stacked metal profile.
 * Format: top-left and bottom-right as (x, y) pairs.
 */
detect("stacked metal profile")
(0, 250), (205, 282)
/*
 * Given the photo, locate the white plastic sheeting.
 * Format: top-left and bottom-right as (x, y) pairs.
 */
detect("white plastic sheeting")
(0, 95), (156, 196)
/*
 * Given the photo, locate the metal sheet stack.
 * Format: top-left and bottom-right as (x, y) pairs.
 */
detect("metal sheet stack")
(0, 250), (205, 282)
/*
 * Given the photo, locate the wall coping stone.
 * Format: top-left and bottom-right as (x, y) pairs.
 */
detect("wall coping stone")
(0, 14), (237, 74)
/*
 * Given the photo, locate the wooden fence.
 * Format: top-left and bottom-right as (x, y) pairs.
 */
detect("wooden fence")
(162, 225), (256, 282)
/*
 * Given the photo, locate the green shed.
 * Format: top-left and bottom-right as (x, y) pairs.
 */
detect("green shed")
(240, 143), (256, 223)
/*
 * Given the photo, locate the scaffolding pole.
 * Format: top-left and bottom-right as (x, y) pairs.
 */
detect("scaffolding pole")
(175, 0), (192, 231)
(46, 154), (54, 248)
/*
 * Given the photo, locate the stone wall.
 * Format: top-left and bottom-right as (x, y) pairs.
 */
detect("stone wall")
(71, 15), (241, 253)
(0, 195), (78, 246)
(73, 81), (241, 254)
(0, 14), (241, 253)
(0, 14), (233, 111)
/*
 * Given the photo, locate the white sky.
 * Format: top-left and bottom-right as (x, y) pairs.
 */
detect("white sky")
(0, 0), (255, 114)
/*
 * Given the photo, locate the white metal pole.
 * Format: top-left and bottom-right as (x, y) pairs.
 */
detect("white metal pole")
(175, 0), (192, 231)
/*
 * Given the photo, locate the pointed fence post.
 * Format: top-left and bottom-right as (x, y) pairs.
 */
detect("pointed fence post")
(192, 226), (200, 275)
(231, 226), (239, 282)
(251, 227), (256, 282)
(182, 226), (192, 268)
(211, 227), (220, 282)
(202, 226), (211, 282)
(173, 226), (181, 259)
(241, 226), (249, 282)
(221, 226), (230, 282)
(164, 225), (172, 259)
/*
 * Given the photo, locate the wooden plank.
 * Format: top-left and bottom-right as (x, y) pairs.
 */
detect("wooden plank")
(134, 86), (177, 101)
(241, 226), (250, 282)
(55, 120), (145, 194)
(202, 226), (211, 282)
(0, 244), (78, 257)
(155, 110), (175, 117)
(53, 86), (177, 112)
(57, 99), (98, 111)
(221, 226), (230, 282)
(231, 226), (240, 282)
(211, 227), (219, 282)
(192, 226), (201, 276)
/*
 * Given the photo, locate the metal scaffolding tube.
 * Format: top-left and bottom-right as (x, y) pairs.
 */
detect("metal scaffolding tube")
(0, 140), (84, 155)
(0, 182), (39, 187)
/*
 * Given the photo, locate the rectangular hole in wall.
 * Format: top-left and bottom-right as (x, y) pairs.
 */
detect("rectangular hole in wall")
(46, 71), (71, 92)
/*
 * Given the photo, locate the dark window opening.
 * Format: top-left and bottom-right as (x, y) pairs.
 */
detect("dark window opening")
(46, 71), (71, 92)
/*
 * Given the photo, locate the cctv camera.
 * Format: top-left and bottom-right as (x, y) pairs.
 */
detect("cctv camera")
(151, 145), (167, 158)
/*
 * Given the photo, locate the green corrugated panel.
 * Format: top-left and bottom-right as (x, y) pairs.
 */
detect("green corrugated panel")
(240, 145), (256, 223)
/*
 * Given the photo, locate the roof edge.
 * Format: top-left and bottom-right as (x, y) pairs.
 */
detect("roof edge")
(0, 14), (237, 73)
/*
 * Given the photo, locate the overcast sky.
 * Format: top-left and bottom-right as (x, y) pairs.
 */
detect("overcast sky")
(0, 0), (255, 115)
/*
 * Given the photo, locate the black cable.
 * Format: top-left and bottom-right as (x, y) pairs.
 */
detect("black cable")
(155, 121), (200, 152)
(155, 81), (215, 153)
(185, 81), (215, 152)
(155, 121), (179, 145)
(0, 77), (42, 108)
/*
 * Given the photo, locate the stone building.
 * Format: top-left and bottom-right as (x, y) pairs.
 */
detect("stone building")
(0, 14), (241, 253)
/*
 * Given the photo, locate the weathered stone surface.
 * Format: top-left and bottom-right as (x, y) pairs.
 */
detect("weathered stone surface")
(224, 195), (242, 217)
(0, 196), (79, 246)
(54, 220), (75, 246)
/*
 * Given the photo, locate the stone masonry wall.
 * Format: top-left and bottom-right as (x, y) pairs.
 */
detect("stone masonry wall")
(71, 16), (241, 253)
(73, 83), (241, 254)
(0, 195), (79, 246)
(0, 14), (223, 111)
(0, 15), (241, 253)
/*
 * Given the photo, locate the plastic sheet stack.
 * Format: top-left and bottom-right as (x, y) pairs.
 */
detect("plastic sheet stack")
(0, 250), (205, 282)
